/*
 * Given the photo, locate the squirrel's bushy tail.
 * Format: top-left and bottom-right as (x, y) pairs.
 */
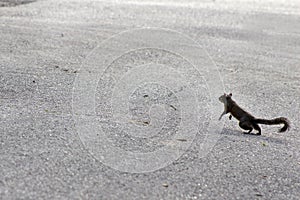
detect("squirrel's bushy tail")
(254, 117), (290, 132)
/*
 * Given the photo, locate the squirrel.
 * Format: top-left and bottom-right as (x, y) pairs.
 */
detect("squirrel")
(219, 93), (290, 135)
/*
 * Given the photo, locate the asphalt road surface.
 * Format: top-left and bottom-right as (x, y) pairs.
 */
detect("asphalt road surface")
(1, 0), (300, 199)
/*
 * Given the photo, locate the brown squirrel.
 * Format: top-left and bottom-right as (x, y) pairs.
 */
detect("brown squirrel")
(219, 93), (290, 135)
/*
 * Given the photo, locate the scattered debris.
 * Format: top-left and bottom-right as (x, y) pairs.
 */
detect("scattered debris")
(55, 65), (78, 73)
(128, 120), (150, 126)
(177, 138), (187, 142)
(162, 183), (168, 188)
(170, 105), (177, 110)
(262, 142), (267, 146)
(0, 0), (36, 7)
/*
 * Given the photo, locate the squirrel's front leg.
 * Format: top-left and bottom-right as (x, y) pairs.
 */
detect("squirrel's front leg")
(219, 111), (226, 120)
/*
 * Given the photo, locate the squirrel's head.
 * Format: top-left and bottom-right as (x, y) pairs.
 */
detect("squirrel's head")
(219, 93), (232, 103)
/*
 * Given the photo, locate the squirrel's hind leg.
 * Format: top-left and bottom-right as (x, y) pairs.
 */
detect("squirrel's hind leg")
(239, 121), (253, 134)
(252, 123), (261, 135)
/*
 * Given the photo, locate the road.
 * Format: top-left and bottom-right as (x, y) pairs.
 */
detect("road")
(1, 0), (300, 199)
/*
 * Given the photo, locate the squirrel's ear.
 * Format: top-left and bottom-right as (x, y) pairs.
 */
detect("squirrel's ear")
(229, 93), (232, 96)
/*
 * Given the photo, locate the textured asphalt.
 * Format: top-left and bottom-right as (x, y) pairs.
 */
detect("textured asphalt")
(1, 0), (300, 199)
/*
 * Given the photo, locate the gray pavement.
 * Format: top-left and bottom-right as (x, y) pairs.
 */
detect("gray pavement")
(1, 0), (300, 199)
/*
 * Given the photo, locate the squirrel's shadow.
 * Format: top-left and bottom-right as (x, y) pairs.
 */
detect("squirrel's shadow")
(220, 127), (287, 145)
